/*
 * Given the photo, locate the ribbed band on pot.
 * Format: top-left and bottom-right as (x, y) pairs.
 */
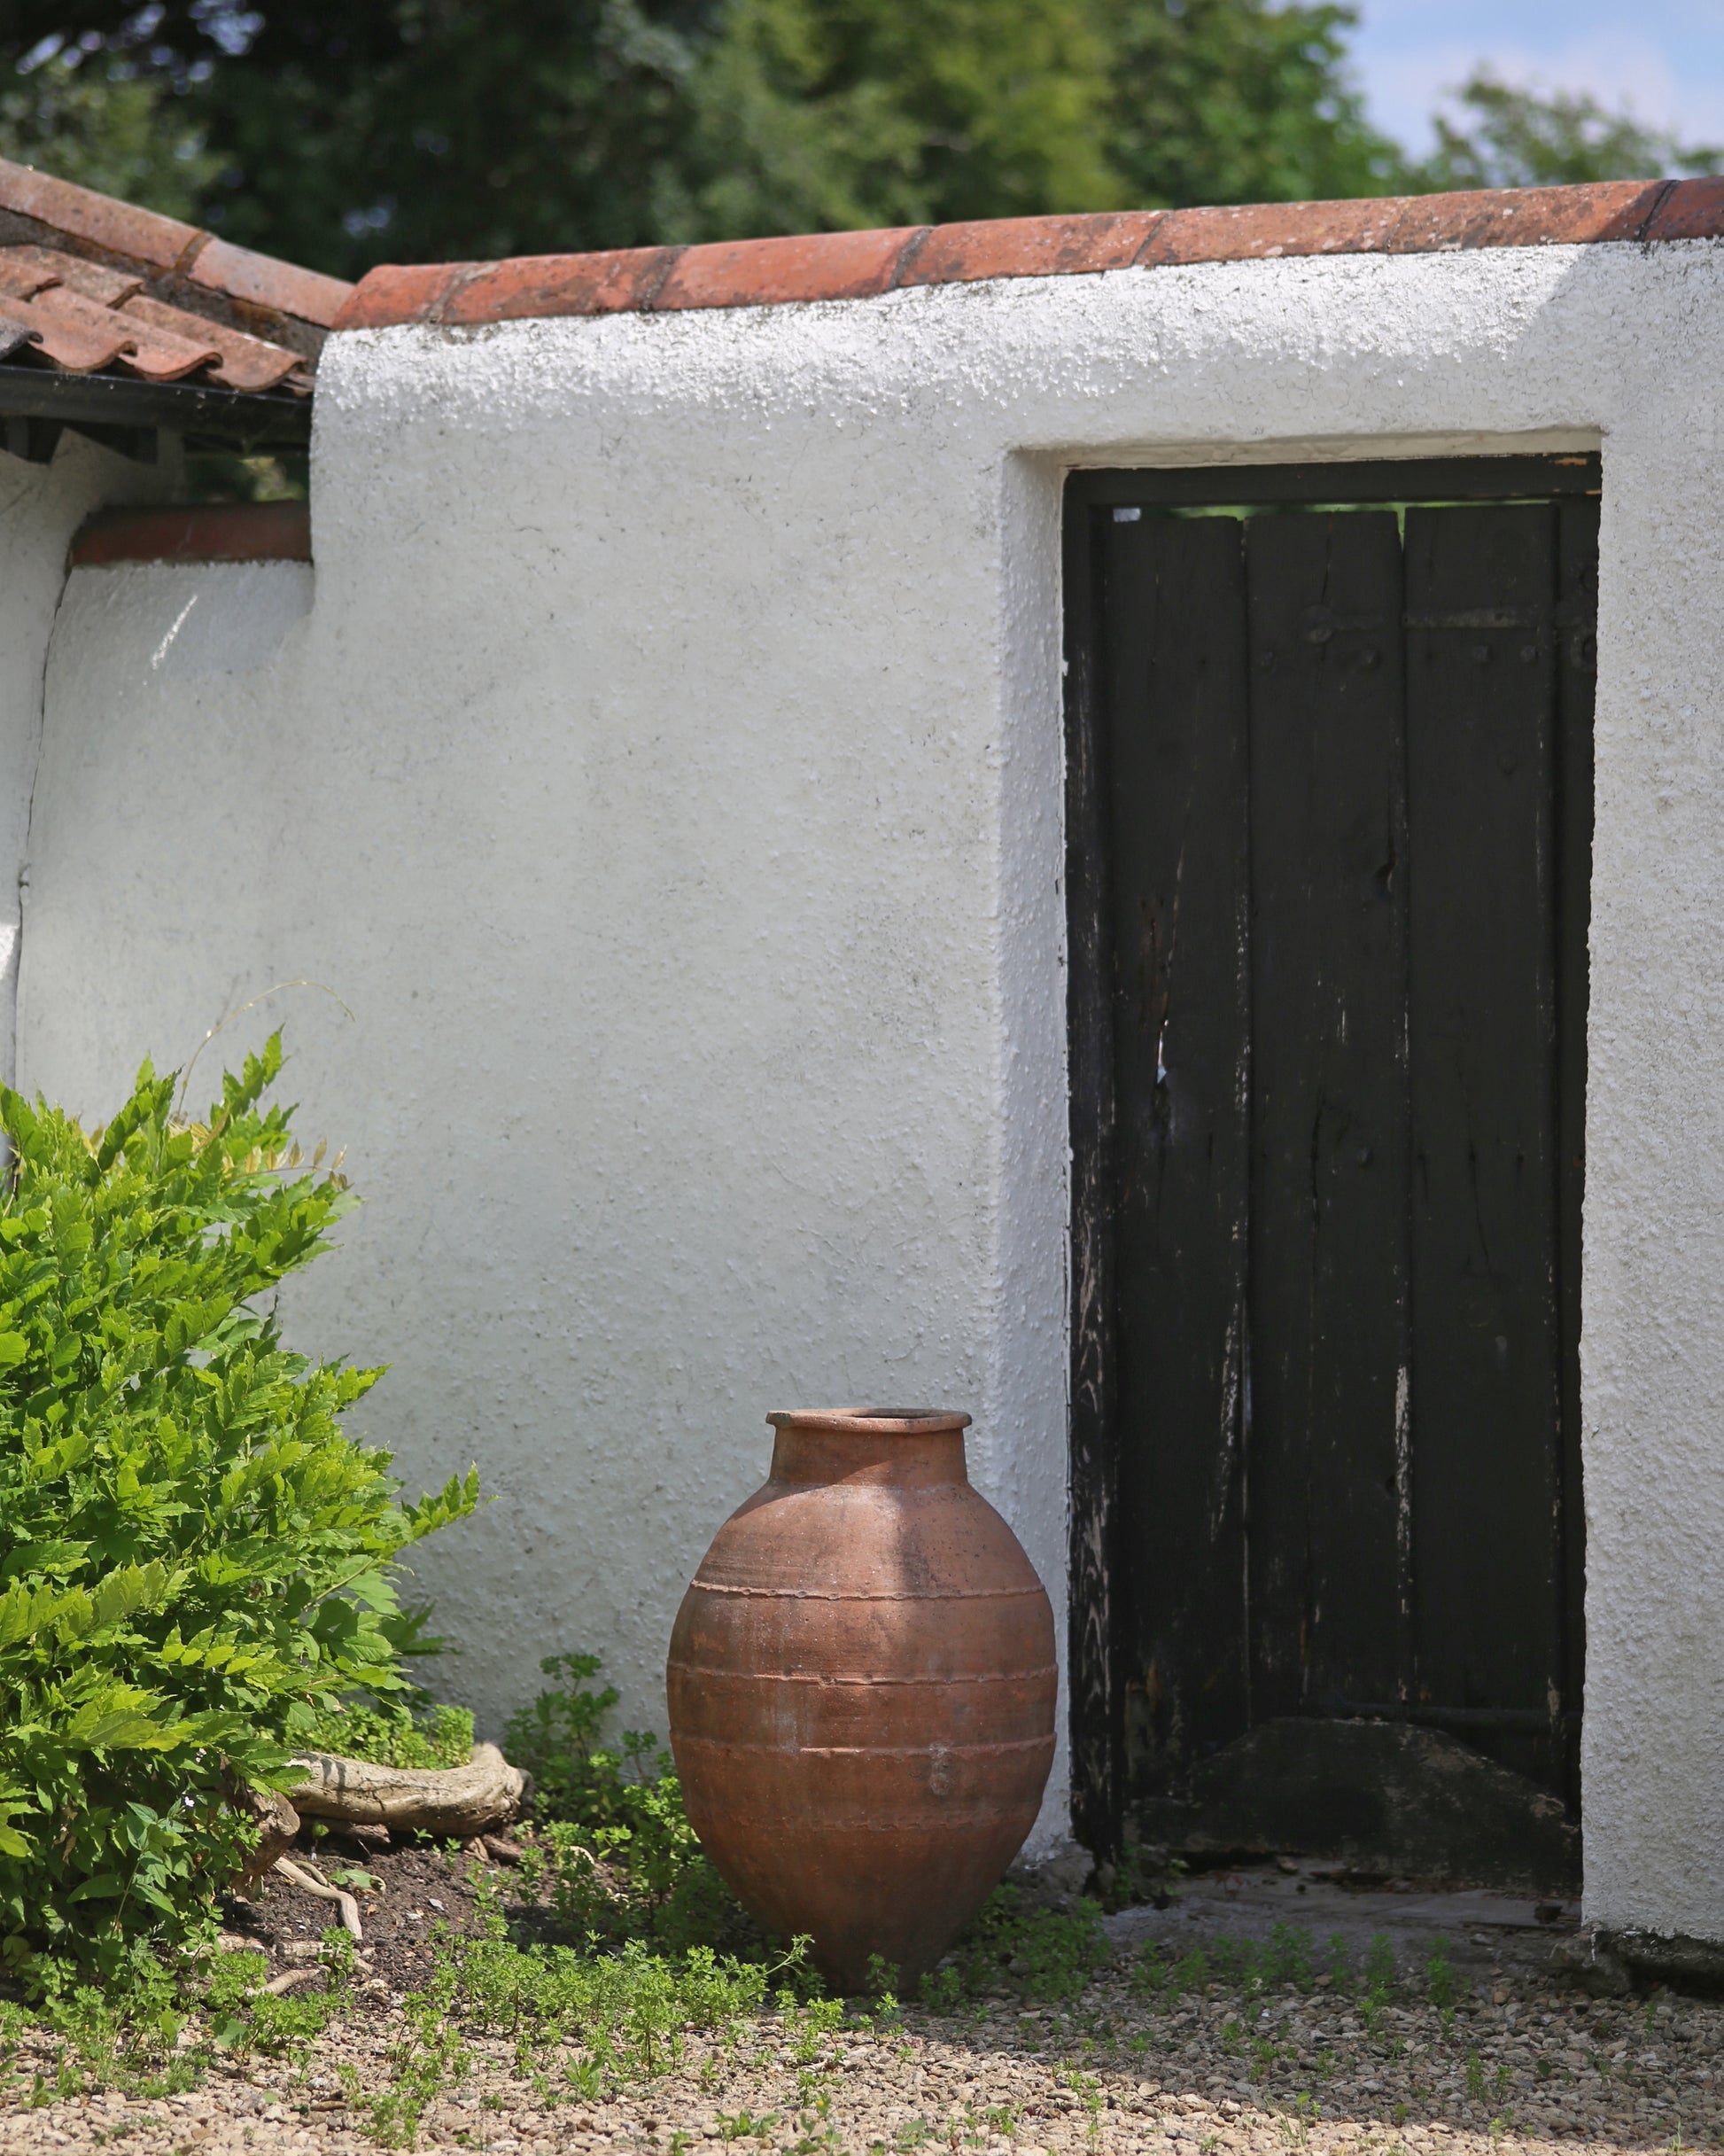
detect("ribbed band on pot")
(766, 1408), (972, 1435)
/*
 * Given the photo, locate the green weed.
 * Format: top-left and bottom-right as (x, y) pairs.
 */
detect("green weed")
(565, 2055), (603, 2098)
(505, 1654), (743, 1953)
(1360, 1934), (1396, 2032)
(1135, 1923), (1338, 2010)
(949, 1887), (1109, 2003)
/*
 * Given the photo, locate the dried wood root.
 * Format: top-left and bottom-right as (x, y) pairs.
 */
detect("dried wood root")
(284, 1742), (527, 1840)
(264, 1967), (320, 1996)
(233, 1784), (302, 1894)
(275, 1856), (363, 1941)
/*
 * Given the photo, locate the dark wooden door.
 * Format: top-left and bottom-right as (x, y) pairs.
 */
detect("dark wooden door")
(1067, 464), (1596, 1881)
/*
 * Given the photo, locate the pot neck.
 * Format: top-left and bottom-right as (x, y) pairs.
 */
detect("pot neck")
(766, 1410), (972, 1489)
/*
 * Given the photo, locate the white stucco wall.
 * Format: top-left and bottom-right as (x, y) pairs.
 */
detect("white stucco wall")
(14, 240), (1724, 1925)
(0, 435), (162, 1086)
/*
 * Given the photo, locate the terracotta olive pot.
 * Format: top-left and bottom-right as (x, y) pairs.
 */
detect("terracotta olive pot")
(665, 1409), (1056, 1992)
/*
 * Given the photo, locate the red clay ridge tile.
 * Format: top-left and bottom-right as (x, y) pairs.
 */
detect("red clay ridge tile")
(1646, 176), (1724, 241)
(440, 246), (683, 323)
(1140, 196), (1406, 265)
(71, 501), (311, 570)
(329, 179), (1724, 333)
(1386, 181), (1667, 252)
(0, 154), (202, 271)
(898, 213), (1165, 286)
(335, 262), (470, 331)
(654, 227), (921, 310)
(186, 236), (353, 331)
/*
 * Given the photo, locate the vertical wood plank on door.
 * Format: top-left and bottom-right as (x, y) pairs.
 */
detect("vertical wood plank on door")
(1245, 510), (1410, 1724)
(1103, 514), (1252, 1788)
(1405, 503), (1564, 1791)
(1064, 497), (1122, 1853)
(1555, 496), (1598, 1810)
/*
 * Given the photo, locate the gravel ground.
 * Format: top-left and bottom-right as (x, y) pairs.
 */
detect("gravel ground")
(2, 1853), (1717, 2156)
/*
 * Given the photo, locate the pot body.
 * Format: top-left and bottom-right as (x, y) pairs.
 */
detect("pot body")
(666, 1410), (1056, 1991)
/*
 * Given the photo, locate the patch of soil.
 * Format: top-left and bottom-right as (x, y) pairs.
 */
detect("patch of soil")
(218, 1827), (536, 1994)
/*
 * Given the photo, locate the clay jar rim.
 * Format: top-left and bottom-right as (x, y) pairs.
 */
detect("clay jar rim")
(767, 1408), (972, 1437)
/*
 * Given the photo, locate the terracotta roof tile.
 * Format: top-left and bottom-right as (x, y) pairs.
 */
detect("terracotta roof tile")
(71, 500), (312, 568)
(101, 311), (224, 384)
(0, 226), (322, 410)
(1383, 180), (1667, 252)
(0, 158), (202, 272)
(3, 268), (230, 380)
(14, 245), (144, 306)
(653, 228), (921, 309)
(1138, 196), (1404, 263)
(897, 212), (1163, 285)
(339, 177), (1724, 331)
(184, 235), (353, 332)
(119, 292), (304, 394)
(335, 261), (468, 326)
(1645, 175), (1724, 241)
(0, 156), (349, 402)
(0, 253), (58, 303)
(0, 287), (128, 372)
(442, 247), (680, 323)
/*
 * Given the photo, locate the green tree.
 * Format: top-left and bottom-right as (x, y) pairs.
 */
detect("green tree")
(1099, 0), (1403, 214)
(122, 0), (724, 271)
(0, 0), (1400, 275)
(0, 35), (217, 218)
(660, 0), (1123, 240)
(1413, 68), (1723, 191)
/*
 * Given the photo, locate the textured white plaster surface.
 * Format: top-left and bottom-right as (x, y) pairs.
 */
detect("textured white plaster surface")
(0, 437), (162, 1085)
(16, 243), (1724, 1913)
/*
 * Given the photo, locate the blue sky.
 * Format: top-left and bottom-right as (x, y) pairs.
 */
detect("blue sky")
(1349, 0), (1724, 158)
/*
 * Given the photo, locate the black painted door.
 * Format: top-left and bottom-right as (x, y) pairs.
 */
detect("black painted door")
(1091, 494), (1594, 1856)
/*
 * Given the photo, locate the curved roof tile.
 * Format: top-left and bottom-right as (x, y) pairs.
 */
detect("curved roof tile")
(0, 154), (349, 399)
(337, 177), (1722, 331)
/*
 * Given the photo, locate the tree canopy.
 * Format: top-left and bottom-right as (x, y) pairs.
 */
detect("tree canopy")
(0, 1), (1718, 279)
(1418, 70), (1722, 193)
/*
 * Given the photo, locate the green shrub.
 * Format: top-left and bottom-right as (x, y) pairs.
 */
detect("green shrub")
(0, 1038), (479, 1979)
(300, 1700), (475, 1770)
